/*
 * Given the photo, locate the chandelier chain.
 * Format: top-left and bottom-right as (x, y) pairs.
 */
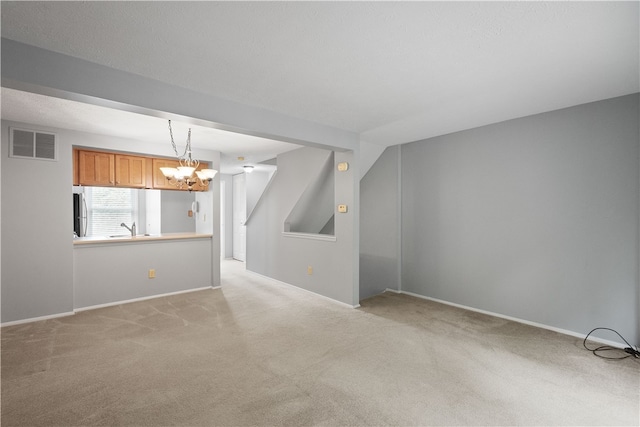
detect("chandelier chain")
(167, 120), (190, 159)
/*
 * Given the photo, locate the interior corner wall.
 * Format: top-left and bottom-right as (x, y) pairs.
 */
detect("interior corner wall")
(245, 147), (358, 306)
(219, 174), (233, 259)
(360, 145), (401, 300)
(401, 94), (640, 344)
(246, 171), (270, 218)
(1, 120), (74, 322)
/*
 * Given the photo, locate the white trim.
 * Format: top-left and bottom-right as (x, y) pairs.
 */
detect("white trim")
(281, 231), (337, 242)
(74, 286), (216, 313)
(1, 311), (74, 327)
(399, 290), (630, 349)
(3, 286), (222, 327)
(245, 269), (360, 309)
(384, 288), (401, 294)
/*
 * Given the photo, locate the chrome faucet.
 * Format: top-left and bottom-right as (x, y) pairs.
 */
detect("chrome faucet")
(121, 222), (136, 237)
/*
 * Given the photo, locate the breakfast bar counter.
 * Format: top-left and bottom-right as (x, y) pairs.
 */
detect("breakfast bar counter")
(74, 233), (212, 245)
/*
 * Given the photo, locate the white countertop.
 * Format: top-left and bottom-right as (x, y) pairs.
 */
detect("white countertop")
(73, 233), (213, 245)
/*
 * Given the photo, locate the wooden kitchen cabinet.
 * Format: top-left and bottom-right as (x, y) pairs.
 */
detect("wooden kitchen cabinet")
(152, 158), (180, 190)
(77, 150), (146, 188)
(75, 148), (209, 191)
(115, 154), (146, 188)
(78, 150), (115, 186)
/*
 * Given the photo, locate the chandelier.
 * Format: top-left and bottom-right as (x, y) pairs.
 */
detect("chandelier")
(160, 120), (218, 191)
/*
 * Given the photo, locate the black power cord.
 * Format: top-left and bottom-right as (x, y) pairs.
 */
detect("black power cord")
(583, 327), (640, 360)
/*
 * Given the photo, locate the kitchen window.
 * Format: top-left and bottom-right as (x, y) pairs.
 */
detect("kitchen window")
(85, 187), (139, 236)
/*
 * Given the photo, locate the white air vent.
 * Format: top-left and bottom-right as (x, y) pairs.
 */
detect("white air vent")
(9, 128), (57, 161)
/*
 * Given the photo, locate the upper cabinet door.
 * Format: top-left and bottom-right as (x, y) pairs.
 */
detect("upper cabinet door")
(78, 150), (115, 186)
(115, 154), (146, 188)
(152, 158), (180, 190)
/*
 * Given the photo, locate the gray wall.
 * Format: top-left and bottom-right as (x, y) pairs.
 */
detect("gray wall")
(360, 145), (401, 300)
(1, 121), (75, 322)
(284, 151), (335, 234)
(401, 94), (639, 343)
(246, 170), (271, 218)
(74, 239), (212, 309)
(161, 190), (196, 233)
(246, 147), (359, 306)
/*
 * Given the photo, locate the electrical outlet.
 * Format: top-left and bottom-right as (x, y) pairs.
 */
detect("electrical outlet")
(148, 269), (156, 279)
(307, 266), (313, 275)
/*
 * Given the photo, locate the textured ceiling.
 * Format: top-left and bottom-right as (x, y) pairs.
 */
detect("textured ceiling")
(1, 1), (638, 150)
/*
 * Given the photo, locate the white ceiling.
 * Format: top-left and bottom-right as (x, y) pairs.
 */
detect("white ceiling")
(1, 1), (638, 168)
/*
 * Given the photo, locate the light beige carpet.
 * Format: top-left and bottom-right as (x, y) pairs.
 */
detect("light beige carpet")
(2, 260), (639, 426)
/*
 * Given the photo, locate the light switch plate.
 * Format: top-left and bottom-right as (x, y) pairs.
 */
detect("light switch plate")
(338, 204), (348, 213)
(337, 162), (349, 172)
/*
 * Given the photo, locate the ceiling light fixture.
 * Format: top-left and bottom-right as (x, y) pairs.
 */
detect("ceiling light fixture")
(160, 120), (217, 191)
(243, 165), (254, 173)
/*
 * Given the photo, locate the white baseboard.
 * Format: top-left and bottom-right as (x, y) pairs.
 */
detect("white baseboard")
(75, 286), (217, 313)
(395, 290), (630, 349)
(1, 311), (75, 327)
(1, 287), (218, 327)
(245, 269), (360, 309)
